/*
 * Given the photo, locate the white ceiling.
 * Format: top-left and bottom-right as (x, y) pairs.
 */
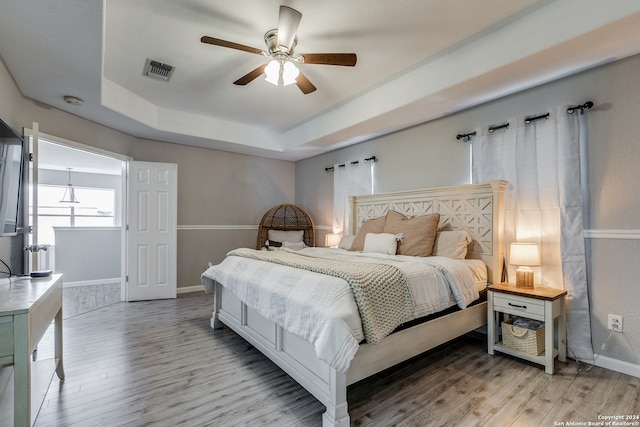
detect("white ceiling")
(38, 140), (124, 176)
(1, 0), (640, 162)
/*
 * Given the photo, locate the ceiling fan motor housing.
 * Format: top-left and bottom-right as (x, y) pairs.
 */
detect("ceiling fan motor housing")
(264, 29), (297, 55)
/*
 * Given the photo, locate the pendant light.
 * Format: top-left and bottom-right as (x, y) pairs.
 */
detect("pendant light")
(60, 167), (80, 205)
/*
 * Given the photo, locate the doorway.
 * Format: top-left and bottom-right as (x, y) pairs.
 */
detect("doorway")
(33, 138), (127, 317)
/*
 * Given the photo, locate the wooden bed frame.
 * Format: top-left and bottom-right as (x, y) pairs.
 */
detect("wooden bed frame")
(209, 181), (506, 426)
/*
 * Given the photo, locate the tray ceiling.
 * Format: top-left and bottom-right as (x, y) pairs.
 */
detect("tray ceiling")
(1, 0), (640, 160)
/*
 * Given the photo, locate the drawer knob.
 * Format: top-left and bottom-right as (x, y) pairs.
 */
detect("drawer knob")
(508, 302), (527, 309)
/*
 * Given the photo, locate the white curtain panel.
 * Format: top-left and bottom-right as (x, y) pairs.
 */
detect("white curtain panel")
(333, 160), (373, 235)
(472, 106), (593, 360)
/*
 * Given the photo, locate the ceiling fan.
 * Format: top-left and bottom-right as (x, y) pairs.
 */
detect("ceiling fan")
(201, 5), (357, 94)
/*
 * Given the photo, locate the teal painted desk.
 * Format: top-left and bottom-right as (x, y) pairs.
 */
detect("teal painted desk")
(0, 275), (64, 426)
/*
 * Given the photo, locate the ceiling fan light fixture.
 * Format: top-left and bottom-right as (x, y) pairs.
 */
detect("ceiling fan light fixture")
(201, 5), (354, 95)
(264, 59), (299, 87)
(264, 60), (280, 85)
(282, 61), (299, 86)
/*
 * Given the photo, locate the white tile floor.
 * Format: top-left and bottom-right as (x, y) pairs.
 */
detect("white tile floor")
(62, 282), (121, 319)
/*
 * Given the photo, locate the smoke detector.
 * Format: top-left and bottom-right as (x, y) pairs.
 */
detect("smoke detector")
(63, 95), (83, 105)
(143, 59), (175, 82)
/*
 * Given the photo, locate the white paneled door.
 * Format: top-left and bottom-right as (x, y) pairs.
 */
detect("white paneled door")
(126, 161), (177, 301)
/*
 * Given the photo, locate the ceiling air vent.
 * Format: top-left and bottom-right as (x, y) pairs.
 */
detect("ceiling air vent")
(143, 59), (175, 82)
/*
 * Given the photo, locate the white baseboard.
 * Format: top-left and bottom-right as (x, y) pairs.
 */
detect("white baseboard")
(177, 285), (204, 294)
(585, 354), (640, 378)
(63, 278), (121, 288)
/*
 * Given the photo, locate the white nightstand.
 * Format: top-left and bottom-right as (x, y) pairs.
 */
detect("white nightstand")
(487, 282), (567, 374)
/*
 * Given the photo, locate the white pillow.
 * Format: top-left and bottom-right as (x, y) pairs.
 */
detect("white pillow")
(268, 229), (304, 244)
(363, 233), (398, 255)
(338, 234), (356, 250)
(282, 241), (306, 250)
(432, 230), (472, 259)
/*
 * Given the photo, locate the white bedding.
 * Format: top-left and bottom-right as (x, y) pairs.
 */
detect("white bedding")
(201, 247), (486, 373)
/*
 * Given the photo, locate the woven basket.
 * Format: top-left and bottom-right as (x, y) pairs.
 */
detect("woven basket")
(501, 318), (545, 355)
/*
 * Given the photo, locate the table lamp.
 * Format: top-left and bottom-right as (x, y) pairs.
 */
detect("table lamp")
(325, 233), (342, 248)
(509, 243), (540, 288)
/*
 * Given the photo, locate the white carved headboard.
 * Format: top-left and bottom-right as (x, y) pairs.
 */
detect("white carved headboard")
(350, 181), (507, 285)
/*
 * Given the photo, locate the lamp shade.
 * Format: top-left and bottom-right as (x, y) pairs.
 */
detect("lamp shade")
(509, 243), (540, 266)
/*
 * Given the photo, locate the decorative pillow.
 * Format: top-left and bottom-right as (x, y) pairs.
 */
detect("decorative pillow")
(265, 240), (280, 250)
(265, 239), (283, 248)
(266, 239), (306, 250)
(363, 233), (399, 255)
(268, 229), (304, 243)
(349, 215), (386, 251)
(382, 210), (440, 257)
(338, 234), (356, 250)
(432, 230), (472, 259)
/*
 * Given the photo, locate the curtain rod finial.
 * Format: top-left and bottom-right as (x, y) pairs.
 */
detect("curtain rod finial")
(567, 100), (594, 114)
(456, 131), (476, 142)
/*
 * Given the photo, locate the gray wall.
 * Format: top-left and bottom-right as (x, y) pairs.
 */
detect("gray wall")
(54, 227), (121, 283)
(296, 54), (640, 367)
(0, 56), (296, 290)
(127, 137), (296, 287)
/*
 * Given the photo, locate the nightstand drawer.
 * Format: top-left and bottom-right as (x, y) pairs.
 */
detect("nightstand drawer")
(493, 294), (545, 320)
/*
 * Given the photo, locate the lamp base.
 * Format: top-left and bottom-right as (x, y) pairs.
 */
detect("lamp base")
(515, 268), (534, 288)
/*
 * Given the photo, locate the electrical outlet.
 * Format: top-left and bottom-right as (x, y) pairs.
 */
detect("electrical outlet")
(608, 314), (623, 332)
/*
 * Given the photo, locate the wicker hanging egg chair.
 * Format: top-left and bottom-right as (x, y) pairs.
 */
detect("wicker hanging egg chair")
(256, 204), (316, 249)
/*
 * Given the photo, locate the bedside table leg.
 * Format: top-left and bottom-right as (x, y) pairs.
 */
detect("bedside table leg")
(487, 295), (495, 355)
(558, 297), (567, 363)
(544, 301), (554, 374)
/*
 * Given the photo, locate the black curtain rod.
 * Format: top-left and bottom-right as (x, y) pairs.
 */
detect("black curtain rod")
(455, 123), (510, 141)
(325, 156), (377, 172)
(489, 123), (509, 133)
(524, 112), (550, 124)
(456, 100), (594, 142)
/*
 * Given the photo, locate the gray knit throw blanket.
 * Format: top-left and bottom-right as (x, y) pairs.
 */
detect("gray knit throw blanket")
(228, 248), (415, 344)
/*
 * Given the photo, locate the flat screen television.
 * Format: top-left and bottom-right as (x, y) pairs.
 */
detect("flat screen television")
(0, 118), (24, 236)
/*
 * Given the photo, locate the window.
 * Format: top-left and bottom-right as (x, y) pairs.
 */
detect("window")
(31, 185), (116, 245)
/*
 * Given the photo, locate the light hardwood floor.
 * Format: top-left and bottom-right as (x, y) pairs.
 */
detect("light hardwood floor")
(32, 292), (639, 427)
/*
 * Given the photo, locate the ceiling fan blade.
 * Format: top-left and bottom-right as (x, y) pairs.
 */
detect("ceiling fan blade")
(201, 36), (263, 55)
(300, 53), (357, 66)
(233, 64), (267, 86)
(277, 6), (302, 51)
(296, 72), (316, 94)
